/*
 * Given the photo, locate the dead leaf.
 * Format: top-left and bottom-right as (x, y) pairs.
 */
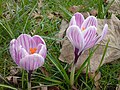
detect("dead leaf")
(116, 84), (120, 90)
(48, 86), (60, 90)
(6, 76), (20, 84)
(32, 84), (48, 90)
(68, 5), (80, 13)
(40, 67), (49, 76)
(59, 14), (120, 72)
(47, 13), (54, 19)
(10, 66), (20, 75)
(89, 9), (98, 16)
(38, 0), (43, 9)
(56, 19), (68, 42)
(109, 0), (120, 14)
(41, 84), (48, 90)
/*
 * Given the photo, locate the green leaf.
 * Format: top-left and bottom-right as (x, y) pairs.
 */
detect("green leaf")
(97, 39), (110, 70)
(47, 52), (70, 85)
(0, 84), (17, 90)
(75, 45), (99, 82)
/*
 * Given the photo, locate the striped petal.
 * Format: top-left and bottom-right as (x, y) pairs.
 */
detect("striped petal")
(19, 54), (44, 72)
(10, 39), (29, 65)
(66, 25), (84, 52)
(74, 12), (84, 28)
(95, 24), (108, 44)
(38, 44), (47, 58)
(32, 35), (46, 45)
(10, 39), (18, 63)
(83, 26), (97, 50)
(17, 34), (36, 53)
(81, 16), (97, 30)
(69, 16), (76, 26)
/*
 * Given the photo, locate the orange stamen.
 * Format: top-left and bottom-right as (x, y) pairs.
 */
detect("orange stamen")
(30, 48), (37, 54)
(82, 27), (85, 31)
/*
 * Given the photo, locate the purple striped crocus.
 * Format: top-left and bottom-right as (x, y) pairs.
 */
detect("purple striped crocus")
(10, 34), (47, 72)
(66, 12), (108, 64)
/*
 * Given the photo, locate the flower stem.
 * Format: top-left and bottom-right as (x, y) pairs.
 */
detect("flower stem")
(28, 71), (32, 90)
(70, 64), (75, 87)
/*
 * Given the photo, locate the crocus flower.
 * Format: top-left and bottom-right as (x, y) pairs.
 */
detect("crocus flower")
(66, 12), (108, 64)
(10, 34), (47, 72)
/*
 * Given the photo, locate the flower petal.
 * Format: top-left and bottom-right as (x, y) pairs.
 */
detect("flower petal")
(17, 34), (36, 53)
(10, 39), (29, 65)
(81, 16), (97, 30)
(37, 44), (47, 58)
(66, 25), (84, 52)
(83, 26), (97, 50)
(95, 24), (108, 44)
(19, 54), (44, 72)
(32, 35), (46, 46)
(74, 12), (84, 28)
(10, 39), (17, 63)
(69, 16), (76, 26)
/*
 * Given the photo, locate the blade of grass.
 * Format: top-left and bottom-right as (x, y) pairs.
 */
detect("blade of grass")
(0, 84), (17, 90)
(80, 80), (91, 90)
(89, 40), (110, 83)
(36, 75), (63, 84)
(97, 39), (110, 69)
(0, 20), (14, 39)
(75, 45), (99, 82)
(22, 1), (37, 33)
(22, 69), (25, 89)
(47, 52), (70, 85)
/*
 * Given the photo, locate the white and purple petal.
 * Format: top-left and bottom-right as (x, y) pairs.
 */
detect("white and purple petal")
(69, 16), (76, 26)
(17, 34), (37, 53)
(95, 24), (108, 44)
(66, 25), (85, 52)
(37, 44), (47, 58)
(83, 26), (97, 50)
(74, 12), (84, 28)
(81, 16), (97, 30)
(32, 35), (46, 45)
(10, 39), (29, 65)
(19, 54), (44, 72)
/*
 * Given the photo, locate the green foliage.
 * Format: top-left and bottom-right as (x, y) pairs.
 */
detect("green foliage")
(0, 0), (119, 90)
(96, 0), (115, 19)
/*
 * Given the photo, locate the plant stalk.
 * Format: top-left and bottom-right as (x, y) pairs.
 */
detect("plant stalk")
(28, 71), (32, 90)
(70, 64), (75, 87)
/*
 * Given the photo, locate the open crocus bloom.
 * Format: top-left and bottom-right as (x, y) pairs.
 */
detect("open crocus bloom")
(66, 12), (108, 64)
(10, 34), (47, 72)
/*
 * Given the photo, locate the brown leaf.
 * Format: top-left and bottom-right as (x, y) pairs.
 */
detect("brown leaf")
(68, 5), (85, 13)
(59, 14), (120, 72)
(109, 0), (120, 14)
(47, 13), (54, 19)
(116, 84), (120, 90)
(6, 76), (20, 84)
(32, 84), (48, 90)
(38, 0), (43, 9)
(10, 66), (20, 75)
(40, 67), (49, 76)
(89, 9), (98, 16)
(56, 19), (68, 42)
(48, 86), (59, 90)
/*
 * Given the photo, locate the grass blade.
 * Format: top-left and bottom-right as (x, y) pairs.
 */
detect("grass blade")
(47, 52), (70, 85)
(75, 45), (99, 81)
(0, 84), (17, 90)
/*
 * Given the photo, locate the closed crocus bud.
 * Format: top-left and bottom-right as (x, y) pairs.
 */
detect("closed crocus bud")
(66, 12), (108, 64)
(10, 34), (47, 72)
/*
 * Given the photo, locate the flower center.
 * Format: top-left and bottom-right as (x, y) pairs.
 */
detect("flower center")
(30, 48), (37, 54)
(81, 27), (85, 31)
